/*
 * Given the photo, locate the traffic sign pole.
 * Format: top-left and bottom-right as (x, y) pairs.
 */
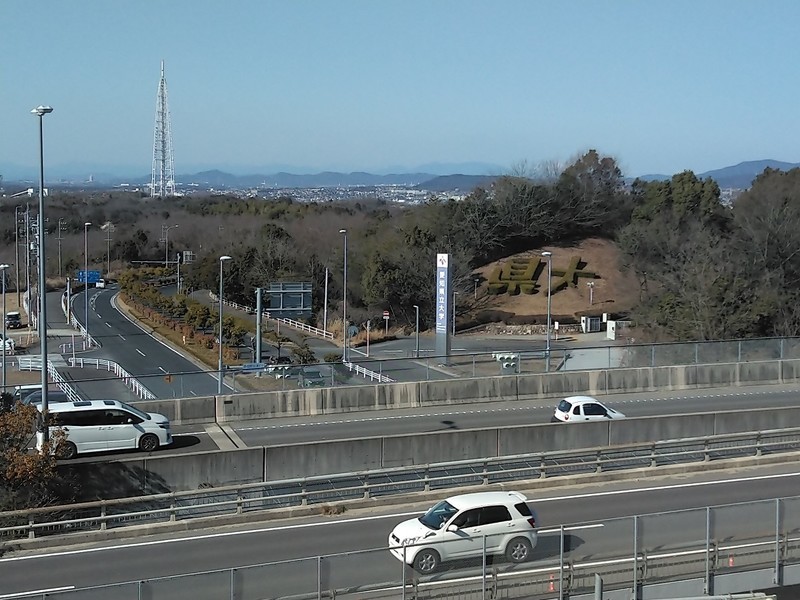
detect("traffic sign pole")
(383, 310), (389, 335)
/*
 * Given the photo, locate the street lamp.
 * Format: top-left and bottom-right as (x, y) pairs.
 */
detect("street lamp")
(339, 229), (347, 362)
(217, 255), (232, 394)
(587, 281), (595, 306)
(413, 304), (420, 358)
(164, 224), (179, 267)
(473, 277), (480, 300)
(0, 264), (9, 394)
(32, 105), (53, 438)
(14, 206), (22, 306)
(84, 222), (92, 346)
(541, 251), (553, 373)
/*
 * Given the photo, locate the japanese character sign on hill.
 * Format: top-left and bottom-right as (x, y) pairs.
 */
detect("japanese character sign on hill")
(487, 255), (598, 296)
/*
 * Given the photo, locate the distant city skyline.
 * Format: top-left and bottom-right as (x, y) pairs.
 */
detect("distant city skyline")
(3, 1), (800, 181)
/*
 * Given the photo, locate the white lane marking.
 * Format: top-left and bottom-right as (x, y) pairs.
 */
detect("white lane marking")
(118, 334), (126, 341)
(4, 470), (800, 564)
(105, 322), (112, 328)
(136, 349), (146, 357)
(0, 586), (75, 598)
(158, 367), (166, 373)
(190, 390), (197, 396)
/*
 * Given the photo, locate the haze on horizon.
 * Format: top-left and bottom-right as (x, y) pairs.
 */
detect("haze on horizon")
(2, 0), (800, 181)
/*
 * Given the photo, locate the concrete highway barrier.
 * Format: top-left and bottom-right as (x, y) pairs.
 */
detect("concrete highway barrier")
(68, 405), (800, 495)
(133, 358), (800, 425)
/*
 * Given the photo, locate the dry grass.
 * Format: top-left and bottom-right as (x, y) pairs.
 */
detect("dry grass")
(473, 238), (640, 318)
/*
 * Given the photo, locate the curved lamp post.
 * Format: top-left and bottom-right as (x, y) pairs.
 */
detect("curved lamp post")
(217, 255), (232, 394)
(32, 105), (53, 438)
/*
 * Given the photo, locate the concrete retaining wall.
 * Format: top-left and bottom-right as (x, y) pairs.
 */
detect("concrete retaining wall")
(69, 405), (800, 496)
(137, 358), (800, 426)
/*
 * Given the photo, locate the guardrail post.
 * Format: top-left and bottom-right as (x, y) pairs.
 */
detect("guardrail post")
(424, 468), (430, 492)
(100, 504), (107, 530)
(483, 461), (489, 486)
(595, 450), (602, 473)
(170, 497), (177, 522)
(704, 439), (710, 462)
(650, 444), (657, 468)
(540, 456), (547, 479)
(301, 482), (308, 506)
(756, 433), (762, 457)
(237, 490), (243, 515)
(363, 475), (370, 499)
(28, 514), (35, 539)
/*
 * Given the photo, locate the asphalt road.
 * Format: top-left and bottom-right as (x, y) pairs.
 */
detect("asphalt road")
(2, 464), (798, 598)
(230, 383), (800, 446)
(70, 286), (228, 398)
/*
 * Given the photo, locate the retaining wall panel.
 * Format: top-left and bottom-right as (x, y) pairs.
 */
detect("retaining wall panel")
(498, 423), (609, 454)
(375, 382), (420, 409)
(695, 364), (737, 387)
(420, 377), (511, 405)
(609, 414), (714, 446)
(324, 385), (378, 413)
(264, 439), (383, 479)
(738, 361), (781, 386)
(538, 372), (593, 397)
(605, 368), (653, 394)
(382, 429), (499, 468)
(713, 407), (800, 434)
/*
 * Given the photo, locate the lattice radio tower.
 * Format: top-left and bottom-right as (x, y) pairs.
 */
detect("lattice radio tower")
(150, 60), (175, 197)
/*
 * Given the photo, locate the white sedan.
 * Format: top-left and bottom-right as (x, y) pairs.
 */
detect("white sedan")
(551, 395), (625, 423)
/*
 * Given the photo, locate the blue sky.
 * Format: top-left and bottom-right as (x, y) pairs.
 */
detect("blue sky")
(3, 0), (800, 179)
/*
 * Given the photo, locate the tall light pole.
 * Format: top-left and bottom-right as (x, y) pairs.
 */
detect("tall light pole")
(56, 217), (66, 278)
(32, 105), (53, 438)
(1, 263), (9, 394)
(163, 223), (178, 267)
(339, 229), (347, 362)
(84, 222), (91, 346)
(14, 206), (22, 306)
(413, 304), (420, 358)
(217, 255), (232, 394)
(587, 281), (595, 306)
(542, 251), (553, 373)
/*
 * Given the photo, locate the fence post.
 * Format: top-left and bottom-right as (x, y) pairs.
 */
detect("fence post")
(559, 524), (565, 600)
(704, 506), (711, 594)
(317, 555), (322, 600)
(632, 515), (639, 600)
(482, 533), (488, 600)
(775, 498), (782, 585)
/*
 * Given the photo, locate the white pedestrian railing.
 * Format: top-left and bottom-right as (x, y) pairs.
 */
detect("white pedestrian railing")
(69, 313), (98, 348)
(47, 362), (84, 402)
(344, 360), (394, 383)
(68, 357), (156, 400)
(16, 355), (43, 371)
(209, 291), (334, 340)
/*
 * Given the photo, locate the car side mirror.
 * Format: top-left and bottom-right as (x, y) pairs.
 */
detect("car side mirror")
(446, 524), (459, 532)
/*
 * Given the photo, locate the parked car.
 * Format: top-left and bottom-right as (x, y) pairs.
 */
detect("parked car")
(22, 390), (71, 405)
(4, 311), (23, 329)
(551, 395), (626, 423)
(299, 367), (327, 387)
(388, 491), (537, 573)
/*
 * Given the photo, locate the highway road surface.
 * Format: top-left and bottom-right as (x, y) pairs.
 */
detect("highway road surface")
(1, 463), (798, 598)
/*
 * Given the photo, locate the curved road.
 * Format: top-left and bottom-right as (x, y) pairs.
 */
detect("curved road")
(1, 463), (798, 598)
(71, 286), (229, 398)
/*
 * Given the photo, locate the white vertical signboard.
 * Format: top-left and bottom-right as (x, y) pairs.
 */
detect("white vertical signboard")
(435, 253), (451, 361)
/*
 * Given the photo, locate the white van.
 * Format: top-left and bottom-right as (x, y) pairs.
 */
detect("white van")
(37, 399), (172, 459)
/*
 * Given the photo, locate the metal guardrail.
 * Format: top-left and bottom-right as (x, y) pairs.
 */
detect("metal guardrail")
(48, 362), (83, 402)
(67, 357), (157, 400)
(68, 313), (97, 348)
(2, 427), (798, 542)
(16, 355), (42, 371)
(344, 360), (394, 383)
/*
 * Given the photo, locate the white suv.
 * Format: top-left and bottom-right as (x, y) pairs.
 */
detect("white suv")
(389, 491), (537, 573)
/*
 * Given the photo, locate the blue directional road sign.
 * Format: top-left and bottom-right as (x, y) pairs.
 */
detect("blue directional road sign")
(77, 270), (101, 284)
(240, 362), (267, 373)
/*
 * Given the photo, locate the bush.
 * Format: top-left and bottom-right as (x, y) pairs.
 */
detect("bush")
(324, 352), (342, 363)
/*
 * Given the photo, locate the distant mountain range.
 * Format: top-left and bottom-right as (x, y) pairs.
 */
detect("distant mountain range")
(638, 160), (800, 189)
(3, 159), (799, 192)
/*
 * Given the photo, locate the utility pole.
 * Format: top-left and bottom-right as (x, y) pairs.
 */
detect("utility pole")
(104, 223), (114, 276)
(56, 217), (66, 278)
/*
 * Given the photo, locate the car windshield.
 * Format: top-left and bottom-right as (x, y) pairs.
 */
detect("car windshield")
(557, 399), (572, 412)
(418, 500), (459, 530)
(119, 402), (150, 420)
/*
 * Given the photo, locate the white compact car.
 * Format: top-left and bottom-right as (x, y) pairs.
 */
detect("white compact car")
(389, 491), (537, 573)
(1, 335), (15, 355)
(551, 395), (626, 422)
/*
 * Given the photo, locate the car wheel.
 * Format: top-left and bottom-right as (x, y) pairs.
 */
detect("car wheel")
(506, 537), (533, 563)
(57, 441), (78, 460)
(413, 548), (440, 574)
(139, 433), (160, 452)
